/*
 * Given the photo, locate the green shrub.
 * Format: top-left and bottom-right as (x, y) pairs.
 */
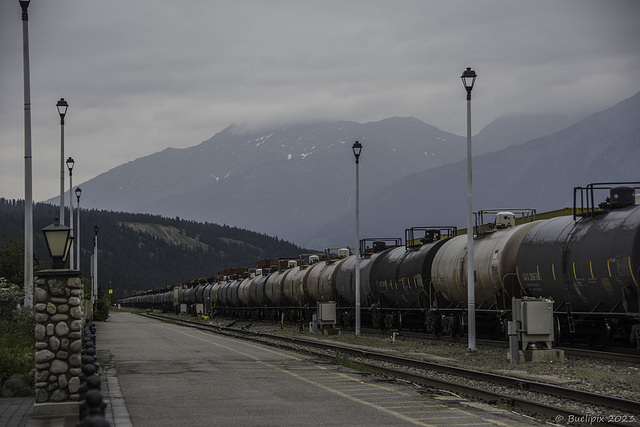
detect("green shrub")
(93, 293), (111, 322)
(0, 281), (35, 388)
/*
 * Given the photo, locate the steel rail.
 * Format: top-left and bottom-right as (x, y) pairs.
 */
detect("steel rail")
(362, 328), (640, 364)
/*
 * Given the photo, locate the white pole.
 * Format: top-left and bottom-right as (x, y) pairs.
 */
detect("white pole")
(59, 117), (65, 225)
(355, 154), (361, 337)
(90, 253), (94, 317)
(76, 191), (81, 271)
(466, 80), (476, 352)
(94, 232), (98, 308)
(69, 170), (74, 269)
(20, 1), (33, 307)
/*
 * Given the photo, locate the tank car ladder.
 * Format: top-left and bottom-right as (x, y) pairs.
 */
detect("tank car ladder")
(563, 290), (576, 334)
(561, 227), (580, 334)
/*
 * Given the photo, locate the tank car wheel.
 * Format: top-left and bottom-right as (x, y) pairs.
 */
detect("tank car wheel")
(383, 313), (394, 330)
(424, 314), (440, 335)
(455, 314), (465, 337)
(442, 315), (461, 337)
(394, 311), (403, 330)
(372, 312), (381, 329)
(371, 305), (381, 330)
(553, 315), (562, 346)
(590, 320), (611, 348)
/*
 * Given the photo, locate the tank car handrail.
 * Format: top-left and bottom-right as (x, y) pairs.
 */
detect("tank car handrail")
(574, 181), (640, 220)
(404, 226), (457, 250)
(360, 238), (402, 257)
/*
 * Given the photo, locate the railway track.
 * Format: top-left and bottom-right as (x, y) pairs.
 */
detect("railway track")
(362, 328), (640, 364)
(141, 312), (640, 426)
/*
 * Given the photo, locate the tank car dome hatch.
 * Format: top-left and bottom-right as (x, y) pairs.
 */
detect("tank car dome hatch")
(373, 241), (387, 252)
(610, 186), (635, 209)
(287, 260), (298, 268)
(495, 212), (516, 229)
(424, 229), (441, 243)
(309, 255), (320, 264)
(338, 248), (350, 259)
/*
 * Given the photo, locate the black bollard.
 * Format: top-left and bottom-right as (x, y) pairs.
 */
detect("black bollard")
(77, 415), (111, 427)
(84, 389), (106, 418)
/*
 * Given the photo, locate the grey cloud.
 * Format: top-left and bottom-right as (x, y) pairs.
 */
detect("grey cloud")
(1, 0), (639, 201)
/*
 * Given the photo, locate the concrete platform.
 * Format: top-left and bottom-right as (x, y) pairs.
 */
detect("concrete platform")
(95, 312), (540, 426)
(3, 312), (542, 426)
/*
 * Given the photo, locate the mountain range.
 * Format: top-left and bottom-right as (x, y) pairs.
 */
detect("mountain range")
(309, 92), (640, 247)
(51, 92), (640, 248)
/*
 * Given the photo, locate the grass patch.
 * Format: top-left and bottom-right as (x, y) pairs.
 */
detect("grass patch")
(332, 351), (369, 372)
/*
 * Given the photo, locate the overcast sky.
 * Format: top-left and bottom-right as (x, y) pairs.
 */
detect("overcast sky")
(1, 0), (639, 202)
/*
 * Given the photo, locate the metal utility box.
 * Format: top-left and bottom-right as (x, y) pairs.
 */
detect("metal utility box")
(512, 297), (554, 350)
(317, 302), (337, 326)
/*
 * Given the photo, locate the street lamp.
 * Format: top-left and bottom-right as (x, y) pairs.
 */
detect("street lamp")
(75, 187), (82, 271)
(461, 67), (477, 352)
(42, 218), (73, 269)
(92, 225), (99, 313)
(352, 141), (362, 337)
(56, 98), (69, 225)
(66, 157), (75, 269)
(19, 0), (33, 306)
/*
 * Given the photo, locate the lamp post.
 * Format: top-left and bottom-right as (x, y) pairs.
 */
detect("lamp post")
(352, 141), (362, 337)
(41, 218), (73, 269)
(66, 157), (75, 269)
(75, 187), (82, 272)
(92, 225), (99, 313)
(19, 0), (33, 307)
(461, 67), (477, 352)
(56, 98), (68, 225)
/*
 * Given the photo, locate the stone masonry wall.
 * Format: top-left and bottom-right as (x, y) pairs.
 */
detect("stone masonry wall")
(33, 271), (84, 404)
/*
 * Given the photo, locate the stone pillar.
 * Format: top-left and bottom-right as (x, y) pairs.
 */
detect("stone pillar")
(33, 269), (84, 418)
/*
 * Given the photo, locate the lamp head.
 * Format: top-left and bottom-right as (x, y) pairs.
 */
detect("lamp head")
(75, 187), (82, 199)
(352, 141), (363, 163)
(461, 67), (477, 98)
(19, 0), (30, 20)
(42, 218), (73, 269)
(56, 98), (69, 119)
(66, 157), (75, 172)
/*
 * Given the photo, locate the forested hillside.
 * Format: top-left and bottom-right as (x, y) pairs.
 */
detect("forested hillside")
(0, 199), (306, 298)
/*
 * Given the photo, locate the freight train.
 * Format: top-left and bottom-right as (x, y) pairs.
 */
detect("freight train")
(120, 182), (640, 348)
